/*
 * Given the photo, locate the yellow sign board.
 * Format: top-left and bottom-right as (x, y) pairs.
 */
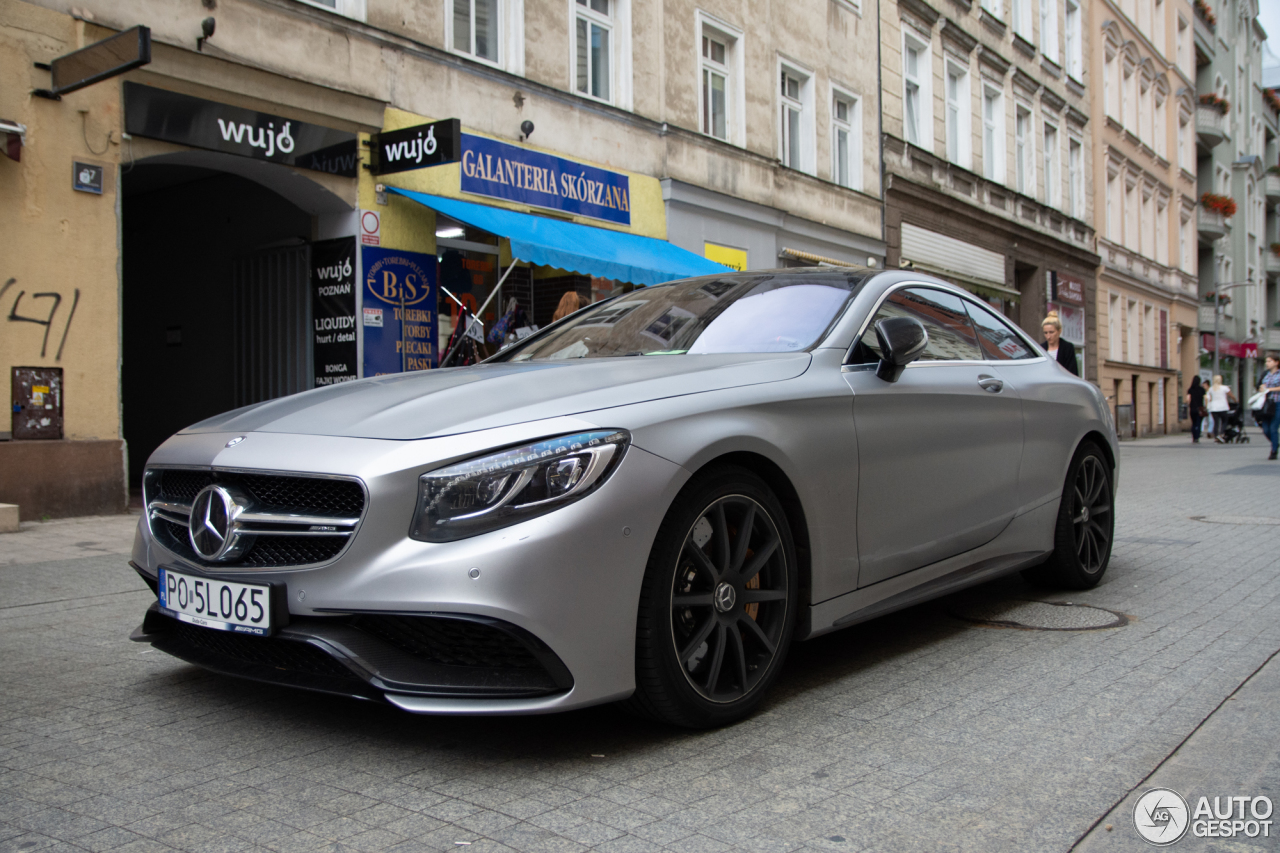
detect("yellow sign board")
(704, 242), (748, 271)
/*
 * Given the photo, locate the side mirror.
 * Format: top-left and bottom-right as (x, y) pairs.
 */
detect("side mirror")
(873, 317), (928, 382)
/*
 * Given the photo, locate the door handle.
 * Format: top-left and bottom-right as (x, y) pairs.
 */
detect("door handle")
(978, 375), (1004, 393)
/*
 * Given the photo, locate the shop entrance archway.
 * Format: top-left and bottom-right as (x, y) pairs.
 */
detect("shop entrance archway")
(121, 151), (353, 489)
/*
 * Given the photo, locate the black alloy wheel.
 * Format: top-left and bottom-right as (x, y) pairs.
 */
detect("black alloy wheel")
(627, 467), (797, 728)
(1023, 442), (1114, 590)
(1070, 454), (1112, 575)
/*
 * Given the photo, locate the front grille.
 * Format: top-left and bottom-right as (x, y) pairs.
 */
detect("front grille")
(167, 621), (354, 679)
(237, 536), (348, 567)
(351, 615), (544, 670)
(148, 468), (365, 569)
(236, 475), (364, 516)
(159, 470), (213, 503)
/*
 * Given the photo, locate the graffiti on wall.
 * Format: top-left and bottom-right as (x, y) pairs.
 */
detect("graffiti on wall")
(1, 278), (81, 360)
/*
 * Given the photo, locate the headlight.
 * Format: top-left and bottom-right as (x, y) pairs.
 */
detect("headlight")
(410, 430), (630, 542)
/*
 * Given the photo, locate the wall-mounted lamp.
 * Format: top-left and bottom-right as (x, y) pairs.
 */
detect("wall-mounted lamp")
(197, 17), (215, 52)
(520, 120), (534, 141)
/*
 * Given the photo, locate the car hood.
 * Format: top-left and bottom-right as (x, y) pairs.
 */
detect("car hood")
(181, 353), (812, 440)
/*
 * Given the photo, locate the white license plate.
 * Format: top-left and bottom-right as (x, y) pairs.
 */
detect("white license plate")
(158, 568), (272, 636)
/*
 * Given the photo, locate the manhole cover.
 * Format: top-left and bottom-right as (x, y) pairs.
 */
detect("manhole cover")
(950, 599), (1128, 631)
(1191, 515), (1280, 526)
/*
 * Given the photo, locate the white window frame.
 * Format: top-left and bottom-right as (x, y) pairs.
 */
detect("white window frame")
(1179, 208), (1191, 271)
(1155, 198), (1168, 266)
(1122, 65), (1136, 130)
(830, 85), (862, 191)
(1126, 298), (1137, 363)
(1106, 174), (1118, 241)
(1042, 120), (1059, 208)
(446, 0), (525, 75)
(299, 0), (367, 21)
(1104, 50), (1118, 119)
(1040, 0), (1059, 63)
(982, 83), (1006, 183)
(1015, 104), (1032, 195)
(1153, 0), (1165, 56)
(945, 60), (972, 169)
(1067, 136), (1082, 217)
(568, 0), (633, 109)
(777, 58), (815, 175)
(1177, 112), (1189, 170)
(1064, 0), (1082, 79)
(1153, 91), (1166, 158)
(982, 0), (1003, 18)
(1012, 0), (1033, 41)
(1176, 16), (1189, 77)
(696, 11), (745, 147)
(902, 29), (933, 152)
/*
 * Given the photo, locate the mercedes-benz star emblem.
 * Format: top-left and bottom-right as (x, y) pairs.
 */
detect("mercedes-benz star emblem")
(713, 582), (737, 613)
(188, 486), (241, 561)
(225, 436), (245, 448)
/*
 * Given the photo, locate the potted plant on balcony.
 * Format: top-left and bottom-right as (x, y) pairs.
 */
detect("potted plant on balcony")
(1201, 193), (1237, 217)
(1199, 93), (1231, 114)
(1194, 0), (1217, 26)
(1271, 242), (1280, 258)
(1265, 89), (1280, 114)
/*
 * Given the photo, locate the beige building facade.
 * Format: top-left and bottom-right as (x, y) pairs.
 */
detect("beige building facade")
(1089, 0), (1200, 437)
(879, 0), (1099, 352)
(1, 0), (886, 518)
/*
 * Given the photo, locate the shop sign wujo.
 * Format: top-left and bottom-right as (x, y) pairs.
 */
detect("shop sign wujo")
(122, 83), (358, 177)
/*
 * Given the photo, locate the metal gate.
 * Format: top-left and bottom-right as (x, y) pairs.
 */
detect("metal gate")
(231, 245), (312, 408)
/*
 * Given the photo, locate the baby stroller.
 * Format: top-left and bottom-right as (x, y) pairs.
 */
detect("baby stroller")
(1220, 400), (1249, 443)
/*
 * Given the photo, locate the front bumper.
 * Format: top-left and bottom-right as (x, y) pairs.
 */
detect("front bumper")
(130, 427), (690, 714)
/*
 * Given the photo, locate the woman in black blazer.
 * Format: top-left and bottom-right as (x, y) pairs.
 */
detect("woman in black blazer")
(1042, 312), (1078, 376)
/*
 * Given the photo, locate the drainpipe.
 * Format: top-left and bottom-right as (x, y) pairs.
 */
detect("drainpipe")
(877, 0), (886, 255)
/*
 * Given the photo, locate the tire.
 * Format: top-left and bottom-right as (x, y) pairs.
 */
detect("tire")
(625, 466), (798, 728)
(1022, 442), (1114, 590)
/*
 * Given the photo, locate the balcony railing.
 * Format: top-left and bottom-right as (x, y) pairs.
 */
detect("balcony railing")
(1197, 208), (1229, 242)
(1196, 104), (1226, 149)
(1265, 172), (1280, 203)
(1265, 251), (1280, 277)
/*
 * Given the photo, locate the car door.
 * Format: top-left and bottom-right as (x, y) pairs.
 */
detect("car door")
(843, 286), (1024, 587)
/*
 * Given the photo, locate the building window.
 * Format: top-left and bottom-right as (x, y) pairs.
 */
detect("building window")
(1012, 0), (1033, 41)
(1176, 16), (1188, 76)
(903, 32), (931, 149)
(300, 0), (367, 20)
(982, 0), (1003, 18)
(1106, 174), (1118, 241)
(574, 0), (612, 102)
(832, 89), (861, 190)
(1126, 299), (1137, 363)
(1122, 66), (1135, 130)
(1068, 137), (1082, 217)
(982, 85), (1005, 183)
(1109, 292), (1120, 361)
(1179, 209), (1191, 271)
(779, 68), (805, 170)
(1015, 106), (1032, 195)
(1154, 0), (1165, 55)
(1177, 112), (1188, 169)
(1043, 122), (1058, 208)
(1104, 52), (1118, 118)
(1153, 93), (1166, 158)
(1064, 0), (1081, 78)
(945, 63), (971, 169)
(1141, 191), (1152, 257)
(452, 0), (501, 64)
(699, 16), (743, 144)
(1139, 79), (1152, 145)
(1041, 0), (1059, 63)
(1125, 183), (1137, 251)
(1155, 199), (1168, 266)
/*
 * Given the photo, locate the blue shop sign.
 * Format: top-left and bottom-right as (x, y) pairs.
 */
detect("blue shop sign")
(362, 247), (438, 376)
(459, 134), (631, 226)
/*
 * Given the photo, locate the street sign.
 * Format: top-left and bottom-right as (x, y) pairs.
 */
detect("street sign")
(369, 119), (461, 175)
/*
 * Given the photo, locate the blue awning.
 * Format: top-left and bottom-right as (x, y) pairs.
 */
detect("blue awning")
(388, 188), (729, 286)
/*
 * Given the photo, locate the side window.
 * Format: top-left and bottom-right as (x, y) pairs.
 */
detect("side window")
(853, 287), (983, 363)
(965, 301), (1037, 360)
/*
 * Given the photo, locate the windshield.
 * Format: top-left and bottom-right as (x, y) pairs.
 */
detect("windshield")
(498, 270), (868, 362)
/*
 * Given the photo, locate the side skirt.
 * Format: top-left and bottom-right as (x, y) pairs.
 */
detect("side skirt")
(802, 499), (1058, 639)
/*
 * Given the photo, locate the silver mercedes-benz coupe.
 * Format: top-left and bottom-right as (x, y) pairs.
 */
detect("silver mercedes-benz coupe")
(130, 268), (1118, 727)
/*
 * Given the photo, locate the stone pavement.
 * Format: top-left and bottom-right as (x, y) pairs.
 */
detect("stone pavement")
(2, 436), (1279, 853)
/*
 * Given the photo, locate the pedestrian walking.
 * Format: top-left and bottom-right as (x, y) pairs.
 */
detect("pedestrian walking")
(1041, 312), (1078, 376)
(1207, 375), (1235, 442)
(1257, 353), (1280, 460)
(1186, 376), (1207, 443)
